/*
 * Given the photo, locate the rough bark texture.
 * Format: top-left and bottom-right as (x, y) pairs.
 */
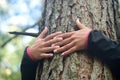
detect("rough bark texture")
(115, 1), (120, 41)
(36, 0), (118, 80)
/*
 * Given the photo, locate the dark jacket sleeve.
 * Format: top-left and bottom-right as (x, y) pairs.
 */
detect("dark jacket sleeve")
(20, 47), (39, 80)
(87, 30), (120, 79)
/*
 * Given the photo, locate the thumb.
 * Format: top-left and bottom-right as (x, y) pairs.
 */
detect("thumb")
(38, 27), (48, 39)
(76, 19), (86, 29)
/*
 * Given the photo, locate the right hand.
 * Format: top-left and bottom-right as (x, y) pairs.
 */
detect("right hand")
(29, 27), (63, 60)
(53, 19), (92, 56)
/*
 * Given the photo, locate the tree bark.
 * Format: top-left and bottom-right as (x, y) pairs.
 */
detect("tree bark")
(36, 0), (118, 80)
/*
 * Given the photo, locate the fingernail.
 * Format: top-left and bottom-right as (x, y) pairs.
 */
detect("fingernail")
(54, 37), (63, 41)
(54, 49), (57, 53)
(61, 53), (64, 56)
(76, 18), (79, 22)
(55, 46), (60, 48)
(58, 37), (63, 40)
(56, 31), (62, 34)
(54, 37), (57, 39)
(44, 27), (49, 32)
(51, 44), (55, 47)
(50, 54), (53, 56)
(45, 27), (47, 29)
(58, 31), (62, 33)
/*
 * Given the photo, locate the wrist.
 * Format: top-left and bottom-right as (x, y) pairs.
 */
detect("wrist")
(84, 29), (92, 49)
(26, 46), (36, 61)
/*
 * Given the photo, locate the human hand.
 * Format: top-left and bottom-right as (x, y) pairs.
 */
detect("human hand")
(29, 27), (63, 60)
(53, 19), (92, 56)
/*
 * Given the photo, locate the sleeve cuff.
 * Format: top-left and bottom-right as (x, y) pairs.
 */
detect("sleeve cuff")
(26, 46), (36, 61)
(84, 30), (92, 49)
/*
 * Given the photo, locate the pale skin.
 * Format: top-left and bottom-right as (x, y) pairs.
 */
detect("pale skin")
(29, 27), (63, 60)
(54, 19), (92, 56)
(29, 19), (91, 60)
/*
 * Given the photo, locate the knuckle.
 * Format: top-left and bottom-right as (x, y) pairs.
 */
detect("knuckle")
(38, 49), (43, 52)
(52, 43), (57, 46)
(46, 41), (51, 46)
(74, 39), (78, 45)
(53, 39), (58, 42)
(55, 42), (61, 46)
(39, 39), (44, 42)
(57, 48), (62, 52)
(74, 46), (77, 50)
(72, 40), (76, 45)
(64, 46), (68, 50)
(41, 43), (45, 46)
(71, 36), (75, 40)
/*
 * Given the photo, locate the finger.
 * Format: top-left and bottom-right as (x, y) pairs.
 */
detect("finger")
(55, 32), (73, 39)
(54, 41), (74, 53)
(44, 37), (63, 46)
(40, 46), (60, 52)
(38, 27), (48, 39)
(76, 19), (86, 29)
(40, 53), (53, 58)
(61, 47), (76, 56)
(53, 37), (72, 47)
(44, 31), (62, 41)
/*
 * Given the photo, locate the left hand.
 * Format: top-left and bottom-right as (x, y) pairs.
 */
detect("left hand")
(29, 27), (63, 60)
(53, 19), (92, 56)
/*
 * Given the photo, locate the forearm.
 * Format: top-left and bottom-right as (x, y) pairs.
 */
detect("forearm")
(20, 47), (39, 80)
(87, 30), (120, 65)
(87, 30), (120, 79)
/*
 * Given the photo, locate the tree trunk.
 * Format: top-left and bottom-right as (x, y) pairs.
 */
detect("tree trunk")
(36, 0), (118, 80)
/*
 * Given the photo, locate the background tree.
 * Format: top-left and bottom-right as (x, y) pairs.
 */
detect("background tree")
(36, 0), (119, 80)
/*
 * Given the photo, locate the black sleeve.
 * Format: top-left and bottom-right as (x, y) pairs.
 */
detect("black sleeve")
(20, 47), (39, 80)
(87, 30), (120, 79)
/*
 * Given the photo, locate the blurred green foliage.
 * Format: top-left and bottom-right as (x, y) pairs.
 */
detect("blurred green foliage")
(0, 0), (41, 80)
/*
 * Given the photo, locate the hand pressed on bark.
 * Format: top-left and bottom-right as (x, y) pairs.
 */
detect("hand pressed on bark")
(28, 27), (63, 60)
(54, 19), (92, 56)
